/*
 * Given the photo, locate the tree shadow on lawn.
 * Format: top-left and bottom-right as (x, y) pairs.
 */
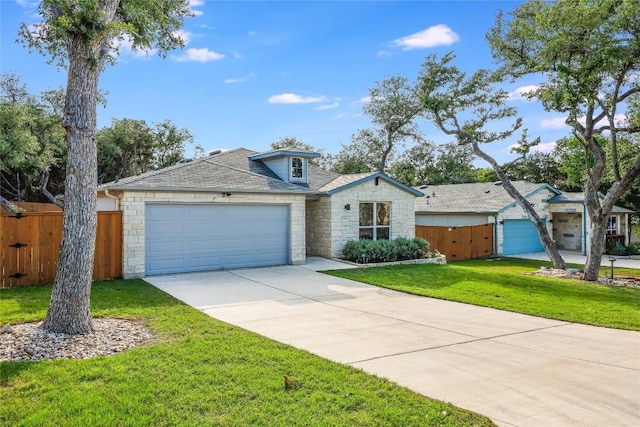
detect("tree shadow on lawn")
(0, 279), (183, 325)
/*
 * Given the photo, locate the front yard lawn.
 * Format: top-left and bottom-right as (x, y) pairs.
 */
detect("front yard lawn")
(325, 258), (640, 331)
(0, 280), (492, 427)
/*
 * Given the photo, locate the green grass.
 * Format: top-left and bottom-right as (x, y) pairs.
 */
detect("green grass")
(325, 258), (640, 331)
(0, 280), (492, 427)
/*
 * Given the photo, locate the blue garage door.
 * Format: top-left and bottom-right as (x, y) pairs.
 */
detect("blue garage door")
(145, 204), (289, 275)
(502, 219), (544, 255)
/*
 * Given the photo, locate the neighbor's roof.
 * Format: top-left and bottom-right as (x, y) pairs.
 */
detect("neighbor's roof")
(549, 192), (635, 213)
(414, 181), (556, 214)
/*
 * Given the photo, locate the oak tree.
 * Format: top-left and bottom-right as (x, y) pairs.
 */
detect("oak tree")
(488, 0), (640, 280)
(19, 0), (191, 334)
(418, 52), (567, 269)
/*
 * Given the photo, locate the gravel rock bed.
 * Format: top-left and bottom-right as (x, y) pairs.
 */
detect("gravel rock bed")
(0, 318), (152, 362)
(529, 267), (640, 288)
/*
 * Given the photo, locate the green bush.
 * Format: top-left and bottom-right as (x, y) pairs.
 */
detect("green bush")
(342, 237), (430, 263)
(626, 243), (639, 255)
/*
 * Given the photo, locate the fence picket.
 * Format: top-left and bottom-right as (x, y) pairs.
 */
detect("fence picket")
(415, 224), (494, 261)
(1, 211), (122, 288)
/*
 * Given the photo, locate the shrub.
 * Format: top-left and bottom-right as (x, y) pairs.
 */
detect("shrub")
(625, 243), (639, 255)
(342, 237), (431, 263)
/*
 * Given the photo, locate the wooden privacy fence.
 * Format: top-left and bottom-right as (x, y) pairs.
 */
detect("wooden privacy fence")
(1, 211), (122, 288)
(415, 223), (494, 261)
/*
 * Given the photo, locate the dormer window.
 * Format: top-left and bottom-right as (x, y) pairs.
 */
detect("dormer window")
(291, 157), (304, 180)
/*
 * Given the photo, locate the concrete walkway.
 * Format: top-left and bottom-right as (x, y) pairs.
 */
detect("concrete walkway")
(512, 251), (640, 269)
(145, 258), (640, 427)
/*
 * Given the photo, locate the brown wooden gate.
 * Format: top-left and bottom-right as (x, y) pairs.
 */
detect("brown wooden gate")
(1, 211), (122, 288)
(415, 223), (494, 261)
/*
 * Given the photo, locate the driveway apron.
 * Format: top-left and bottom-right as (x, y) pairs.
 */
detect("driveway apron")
(145, 259), (640, 427)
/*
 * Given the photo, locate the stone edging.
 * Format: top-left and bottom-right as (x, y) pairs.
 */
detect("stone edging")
(333, 255), (447, 268)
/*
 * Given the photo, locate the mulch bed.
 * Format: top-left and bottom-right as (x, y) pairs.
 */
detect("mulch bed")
(529, 267), (640, 288)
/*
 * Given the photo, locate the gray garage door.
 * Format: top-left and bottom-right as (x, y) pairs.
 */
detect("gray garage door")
(145, 204), (289, 275)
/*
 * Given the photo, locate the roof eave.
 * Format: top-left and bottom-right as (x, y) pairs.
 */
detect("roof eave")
(97, 185), (317, 195)
(326, 172), (424, 197)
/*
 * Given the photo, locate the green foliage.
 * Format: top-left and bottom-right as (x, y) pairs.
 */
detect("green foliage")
(342, 237), (430, 263)
(327, 258), (640, 330)
(503, 151), (566, 187)
(97, 118), (195, 183)
(0, 279), (491, 426)
(335, 76), (424, 174)
(20, 0), (191, 67)
(0, 73), (66, 202)
(269, 136), (330, 169)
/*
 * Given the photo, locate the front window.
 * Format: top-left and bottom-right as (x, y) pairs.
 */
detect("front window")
(359, 202), (390, 240)
(607, 216), (618, 235)
(291, 157), (303, 179)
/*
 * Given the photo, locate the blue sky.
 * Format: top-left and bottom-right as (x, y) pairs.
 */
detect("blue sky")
(2, 0), (573, 164)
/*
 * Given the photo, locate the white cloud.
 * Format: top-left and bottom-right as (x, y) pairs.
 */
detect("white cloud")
(268, 93), (326, 104)
(113, 34), (156, 58)
(173, 30), (192, 45)
(377, 50), (392, 57)
(333, 112), (362, 120)
(533, 142), (557, 153)
(173, 48), (224, 62)
(540, 117), (568, 129)
(188, 0), (204, 16)
(248, 31), (258, 36)
(232, 51), (243, 59)
(315, 102), (339, 110)
(357, 96), (371, 104)
(507, 85), (539, 101)
(392, 24), (459, 50)
(224, 73), (256, 84)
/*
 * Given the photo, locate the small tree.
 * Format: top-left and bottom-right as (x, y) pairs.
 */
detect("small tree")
(418, 52), (567, 269)
(19, 0), (191, 334)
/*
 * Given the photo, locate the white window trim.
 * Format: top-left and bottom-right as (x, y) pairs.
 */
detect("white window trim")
(290, 157), (305, 182)
(607, 216), (619, 235)
(359, 201), (391, 240)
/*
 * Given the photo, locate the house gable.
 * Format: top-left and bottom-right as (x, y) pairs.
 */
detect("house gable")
(249, 149), (320, 185)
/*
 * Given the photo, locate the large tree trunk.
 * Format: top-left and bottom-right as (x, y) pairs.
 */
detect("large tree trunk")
(584, 215), (607, 281)
(42, 42), (100, 334)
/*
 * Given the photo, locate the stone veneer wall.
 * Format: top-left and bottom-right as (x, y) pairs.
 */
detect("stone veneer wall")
(496, 188), (555, 255)
(548, 202), (589, 254)
(120, 191), (306, 278)
(305, 197), (332, 257)
(326, 179), (417, 259)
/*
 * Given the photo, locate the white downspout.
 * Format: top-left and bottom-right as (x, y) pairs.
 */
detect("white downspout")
(104, 189), (121, 211)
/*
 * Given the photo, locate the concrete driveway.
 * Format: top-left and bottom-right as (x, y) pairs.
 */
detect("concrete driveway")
(145, 258), (640, 427)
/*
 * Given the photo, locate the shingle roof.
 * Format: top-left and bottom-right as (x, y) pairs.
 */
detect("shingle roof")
(99, 147), (422, 197)
(414, 181), (553, 213)
(318, 172), (377, 192)
(549, 192), (635, 213)
(99, 148), (315, 194)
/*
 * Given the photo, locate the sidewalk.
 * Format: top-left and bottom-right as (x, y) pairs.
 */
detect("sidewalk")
(511, 251), (640, 269)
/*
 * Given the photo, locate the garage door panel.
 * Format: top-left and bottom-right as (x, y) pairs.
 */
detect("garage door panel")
(503, 219), (544, 255)
(145, 204), (289, 275)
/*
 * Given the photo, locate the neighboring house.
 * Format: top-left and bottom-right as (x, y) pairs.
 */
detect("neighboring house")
(414, 181), (634, 256)
(98, 147), (421, 278)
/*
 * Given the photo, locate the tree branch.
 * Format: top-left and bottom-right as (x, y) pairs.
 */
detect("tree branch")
(40, 171), (64, 209)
